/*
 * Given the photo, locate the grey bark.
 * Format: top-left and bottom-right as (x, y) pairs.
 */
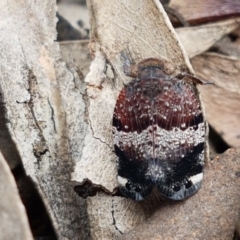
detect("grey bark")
(0, 0), (89, 239)
(0, 152), (33, 240)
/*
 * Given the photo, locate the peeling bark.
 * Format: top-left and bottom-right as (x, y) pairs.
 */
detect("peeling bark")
(0, 0), (89, 238)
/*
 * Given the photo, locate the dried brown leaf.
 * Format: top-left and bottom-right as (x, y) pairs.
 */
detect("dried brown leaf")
(192, 53), (240, 147)
(177, 19), (240, 58)
(213, 26), (240, 58)
(169, 0), (240, 26)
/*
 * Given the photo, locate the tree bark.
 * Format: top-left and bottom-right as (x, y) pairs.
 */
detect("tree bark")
(0, 1), (89, 238)
(0, 152), (33, 240)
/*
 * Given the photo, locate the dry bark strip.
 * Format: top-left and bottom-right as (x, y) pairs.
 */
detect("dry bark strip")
(0, 1), (89, 238)
(0, 152), (33, 240)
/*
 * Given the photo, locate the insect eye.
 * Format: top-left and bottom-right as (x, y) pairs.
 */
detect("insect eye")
(185, 180), (192, 189)
(126, 182), (132, 190)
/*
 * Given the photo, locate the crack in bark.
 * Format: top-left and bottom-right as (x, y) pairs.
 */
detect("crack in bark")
(47, 98), (57, 133)
(88, 117), (112, 150)
(27, 68), (44, 133)
(33, 147), (49, 169)
(26, 68), (48, 166)
(111, 198), (123, 235)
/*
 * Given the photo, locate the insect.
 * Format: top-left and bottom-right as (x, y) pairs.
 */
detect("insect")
(112, 57), (211, 201)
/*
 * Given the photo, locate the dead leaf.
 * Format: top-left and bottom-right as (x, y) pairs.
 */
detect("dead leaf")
(192, 53), (240, 147)
(169, 0), (240, 26)
(177, 19), (240, 58)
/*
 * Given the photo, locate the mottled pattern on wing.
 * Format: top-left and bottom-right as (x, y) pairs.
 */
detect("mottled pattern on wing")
(113, 77), (204, 163)
(113, 73), (205, 200)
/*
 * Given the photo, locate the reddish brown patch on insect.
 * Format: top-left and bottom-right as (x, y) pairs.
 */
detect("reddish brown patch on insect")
(113, 57), (211, 201)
